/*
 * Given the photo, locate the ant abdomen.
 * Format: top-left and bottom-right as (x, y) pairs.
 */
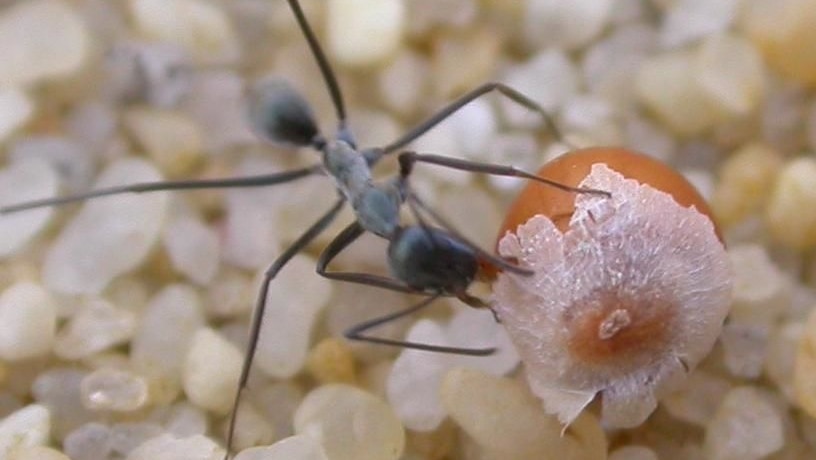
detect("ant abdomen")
(247, 78), (320, 148)
(387, 226), (478, 295)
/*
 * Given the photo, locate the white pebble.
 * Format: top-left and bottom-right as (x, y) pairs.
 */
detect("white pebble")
(662, 370), (732, 427)
(109, 422), (164, 457)
(0, 282), (56, 361)
(720, 322), (769, 379)
(728, 244), (789, 325)
(440, 368), (603, 458)
(411, 120), (470, 186)
(9, 136), (93, 196)
(636, 50), (717, 136)
(235, 435), (328, 460)
(387, 307), (519, 431)
(695, 34), (765, 118)
(387, 320), (454, 431)
(637, 34), (764, 136)
(221, 158), (281, 270)
(131, 285), (205, 404)
(0, 0), (90, 86)
(0, 159), (58, 257)
(182, 71), (254, 152)
(523, 0), (613, 50)
(80, 368), (149, 412)
(182, 328), (242, 414)
(43, 158), (169, 295)
(63, 423), (114, 460)
(123, 108), (204, 177)
(128, 0), (238, 63)
(294, 384), (404, 460)
(766, 323), (804, 402)
(54, 299), (136, 360)
(660, 0), (740, 47)
(153, 403), (208, 438)
(32, 369), (94, 439)
(0, 88), (33, 143)
(582, 24), (657, 108)
(125, 434), (224, 460)
(162, 216), (220, 285)
(377, 50), (429, 118)
(254, 255), (332, 379)
(704, 386), (784, 460)
(327, 0), (405, 67)
(225, 403), (275, 453)
(501, 50), (578, 127)
(0, 404), (51, 457)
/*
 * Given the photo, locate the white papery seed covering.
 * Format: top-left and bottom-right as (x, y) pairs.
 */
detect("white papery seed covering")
(492, 164), (732, 428)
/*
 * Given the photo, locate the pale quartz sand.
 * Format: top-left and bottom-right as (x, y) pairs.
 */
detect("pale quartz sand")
(0, 0), (815, 459)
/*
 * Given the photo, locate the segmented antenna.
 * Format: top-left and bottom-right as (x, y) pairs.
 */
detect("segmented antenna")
(286, 0), (347, 123)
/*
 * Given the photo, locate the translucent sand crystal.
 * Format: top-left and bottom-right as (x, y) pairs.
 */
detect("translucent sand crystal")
(235, 435), (328, 460)
(0, 0), (89, 86)
(131, 284), (205, 405)
(124, 433), (224, 460)
(128, 0), (238, 63)
(387, 307), (518, 431)
(703, 386), (784, 460)
(440, 368), (606, 459)
(294, 384), (405, 460)
(493, 164), (732, 428)
(710, 143), (782, 227)
(0, 404), (51, 457)
(766, 157), (816, 249)
(42, 158), (169, 295)
(741, 0), (816, 86)
(636, 34), (764, 136)
(182, 328), (241, 414)
(0, 88), (34, 143)
(0, 282), (56, 361)
(123, 108), (203, 178)
(326, 0), (405, 67)
(0, 159), (57, 256)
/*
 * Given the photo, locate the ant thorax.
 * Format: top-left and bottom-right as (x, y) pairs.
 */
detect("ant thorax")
(321, 139), (371, 199)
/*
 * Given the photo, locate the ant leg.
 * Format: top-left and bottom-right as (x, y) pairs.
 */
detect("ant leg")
(398, 151), (611, 198)
(316, 221), (419, 294)
(381, 81), (566, 154)
(224, 198), (344, 459)
(1, 164), (322, 214)
(345, 294), (496, 356)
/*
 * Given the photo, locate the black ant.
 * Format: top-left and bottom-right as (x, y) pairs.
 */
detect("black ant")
(0, 0), (609, 457)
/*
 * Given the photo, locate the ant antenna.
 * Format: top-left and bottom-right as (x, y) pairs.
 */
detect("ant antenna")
(286, 0), (347, 125)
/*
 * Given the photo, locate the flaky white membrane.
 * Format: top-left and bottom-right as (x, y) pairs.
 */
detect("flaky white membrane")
(492, 164), (733, 428)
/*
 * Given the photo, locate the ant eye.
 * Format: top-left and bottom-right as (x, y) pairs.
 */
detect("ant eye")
(247, 78), (320, 147)
(492, 147), (732, 429)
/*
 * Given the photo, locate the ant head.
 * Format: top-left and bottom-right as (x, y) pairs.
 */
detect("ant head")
(247, 78), (323, 149)
(388, 226), (478, 295)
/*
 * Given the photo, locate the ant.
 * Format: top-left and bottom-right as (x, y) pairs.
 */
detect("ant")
(0, 0), (609, 457)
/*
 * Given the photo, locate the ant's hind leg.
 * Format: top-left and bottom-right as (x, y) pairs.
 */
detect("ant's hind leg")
(224, 198), (344, 459)
(316, 221), (418, 294)
(345, 295), (496, 356)
(381, 81), (567, 154)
